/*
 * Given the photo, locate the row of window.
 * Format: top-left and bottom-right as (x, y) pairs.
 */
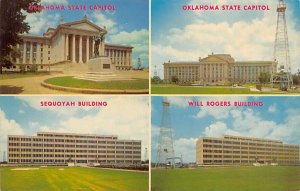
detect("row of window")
(9, 137), (139, 145)
(9, 159), (140, 163)
(9, 154), (140, 158)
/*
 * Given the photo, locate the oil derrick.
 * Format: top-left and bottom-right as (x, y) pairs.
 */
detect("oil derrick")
(137, 57), (142, 70)
(156, 98), (175, 167)
(144, 148), (148, 161)
(154, 65), (158, 77)
(3, 151), (6, 162)
(271, 0), (293, 90)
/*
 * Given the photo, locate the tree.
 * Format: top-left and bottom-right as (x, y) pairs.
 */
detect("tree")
(0, 0), (40, 74)
(171, 76), (179, 84)
(258, 72), (270, 85)
(292, 69), (300, 85)
(151, 76), (161, 83)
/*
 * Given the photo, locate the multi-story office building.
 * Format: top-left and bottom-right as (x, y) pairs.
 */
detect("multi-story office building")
(164, 54), (276, 84)
(196, 135), (299, 166)
(6, 15), (133, 71)
(8, 132), (141, 165)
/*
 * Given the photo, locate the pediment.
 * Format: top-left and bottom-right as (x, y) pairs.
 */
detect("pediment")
(68, 23), (100, 32)
(62, 20), (106, 33)
(202, 56), (228, 64)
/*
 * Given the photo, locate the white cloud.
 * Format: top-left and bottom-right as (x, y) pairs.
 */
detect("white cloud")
(92, 11), (149, 68)
(269, 108), (300, 144)
(268, 104), (277, 113)
(230, 109), (275, 136)
(151, 124), (160, 161)
(22, 97), (149, 160)
(29, 121), (39, 129)
(25, 12), (60, 34)
(0, 108), (23, 161)
(110, 29), (148, 48)
(203, 121), (240, 137)
(153, 0), (300, 77)
(167, 97), (194, 108)
(18, 109), (25, 114)
(109, 29), (149, 68)
(92, 12), (117, 34)
(0, 109), (23, 139)
(202, 107), (300, 145)
(151, 124), (160, 138)
(174, 138), (198, 163)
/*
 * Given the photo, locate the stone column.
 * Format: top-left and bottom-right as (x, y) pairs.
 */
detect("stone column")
(23, 42), (26, 64)
(92, 38), (95, 58)
(98, 40), (101, 56)
(86, 36), (89, 63)
(126, 51), (129, 67)
(128, 51), (132, 68)
(36, 43), (41, 65)
(65, 33), (69, 60)
(121, 51), (124, 66)
(16, 44), (20, 64)
(29, 42), (33, 64)
(210, 65), (212, 82)
(101, 38), (105, 56)
(72, 34), (76, 63)
(79, 35), (83, 63)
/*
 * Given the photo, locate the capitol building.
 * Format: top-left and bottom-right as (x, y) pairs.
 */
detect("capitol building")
(164, 53), (277, 84)
(10, 15), (133, 71)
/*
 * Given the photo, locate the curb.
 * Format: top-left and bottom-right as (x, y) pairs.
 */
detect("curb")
(41, 82), (149, 94)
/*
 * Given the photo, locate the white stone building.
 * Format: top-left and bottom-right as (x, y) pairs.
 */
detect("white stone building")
(164, 54), (277, 84)
(8, 132), (141, 166)
(8, 15), (133, 71)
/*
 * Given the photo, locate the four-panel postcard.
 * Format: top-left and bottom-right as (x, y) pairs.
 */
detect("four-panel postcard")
(0, 0), (299, 190)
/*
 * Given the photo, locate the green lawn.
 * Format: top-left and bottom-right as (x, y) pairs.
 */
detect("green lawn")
(0, 167), (148, 191)
(45, 76), (149, 90)
(151, 84), (293, 94)
(151, 166), (300, 191)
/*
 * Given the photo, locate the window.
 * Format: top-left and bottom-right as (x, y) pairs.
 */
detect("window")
(103, 64), (110, 69)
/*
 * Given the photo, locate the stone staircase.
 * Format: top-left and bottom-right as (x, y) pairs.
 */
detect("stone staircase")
(48, 61), (134, 82)
(47, 61), (89, 75)
(62, 63), (89, 75)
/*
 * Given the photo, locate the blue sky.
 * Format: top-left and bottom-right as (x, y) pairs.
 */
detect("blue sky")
(24, 0), (149, 68)
(0, 96), (149, 161)
(151, 0), (300, 77)
(152, 96), (300, 163)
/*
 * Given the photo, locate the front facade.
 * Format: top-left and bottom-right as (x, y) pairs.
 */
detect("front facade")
(8, 132), (141, 166)
(196, 135), (299, 166)
(8, 16), (133, 71)
(164, 54), (277, 84)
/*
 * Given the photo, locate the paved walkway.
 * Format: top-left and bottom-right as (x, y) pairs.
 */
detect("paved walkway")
(0, 74), (73, 94)
(249, 87), (260, 92)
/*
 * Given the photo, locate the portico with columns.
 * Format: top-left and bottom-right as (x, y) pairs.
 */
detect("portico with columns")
(64, 33), (98, 64)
